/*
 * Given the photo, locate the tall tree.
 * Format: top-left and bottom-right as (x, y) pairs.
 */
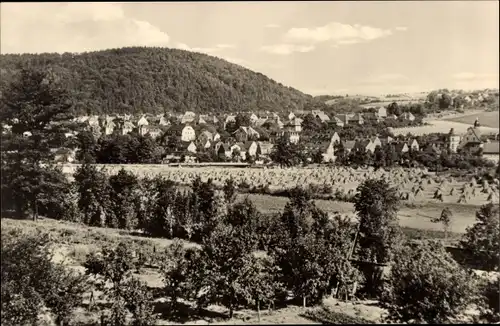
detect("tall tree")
(353, 179), (402, 297)
(460, 203), (500, 271)
(0, 68), (78, 220)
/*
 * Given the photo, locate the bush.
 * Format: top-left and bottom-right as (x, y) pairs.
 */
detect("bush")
(382, 241), (478, 324)
(1, 231), (88, 326)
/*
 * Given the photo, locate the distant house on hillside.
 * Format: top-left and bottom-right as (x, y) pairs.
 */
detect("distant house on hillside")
(363, 112), (382, 124)
(330, 132), (341, 145)
(257, 141), (274, 157)
(312, 110), (330, 123)
(288, 112), (296, 120)
(166, 124), (196, 142)
(408, 138), (420, 151)
(249, 113), (259, 125)
(52, 148), (77, 163)
(342, 140), (356, 154)
(286, 118), (303, 132)
(180, 141), (197, 154)
(348, 113), (364, 125)
(181, 111), (197, 124)
(245, 141), (259, 158)
(482, 141), (500, 159)
(198, 130), (214, 144)
(142, 125), (165, 139)
(400, 112), (415, 122)
(377, 107), (387, 117)
(395, 142), (409, 154)
(137, 115), (149, 127)
(234, 126), (260, 142)
(460, 120), (484, 153)
(318, 141), (336, 163)
(335, 114), (350, 127)
(216, 142), (232, 159)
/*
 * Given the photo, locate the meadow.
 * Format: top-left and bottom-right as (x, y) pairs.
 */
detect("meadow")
(444, 111), (500, 129)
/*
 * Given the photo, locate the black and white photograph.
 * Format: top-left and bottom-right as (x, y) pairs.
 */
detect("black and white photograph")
(1, 1), (499, 325)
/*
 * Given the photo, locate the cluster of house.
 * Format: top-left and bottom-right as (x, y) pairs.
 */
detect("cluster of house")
(3, 108), (497, 164)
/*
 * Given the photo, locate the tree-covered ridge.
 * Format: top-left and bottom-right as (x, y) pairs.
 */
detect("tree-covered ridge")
(0, 47), (313, 115)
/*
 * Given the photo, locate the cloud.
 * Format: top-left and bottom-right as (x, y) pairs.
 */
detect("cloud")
(173, 42), (236, 55)
(452, 72), (498, 81)
(265, 23), (281, 28)
(395, 26), (408, 32)
(260, 44), (315, 55)
(174, 42), (244, 66)
(1, 3), (170, 54)
(284, 22), (395, 46)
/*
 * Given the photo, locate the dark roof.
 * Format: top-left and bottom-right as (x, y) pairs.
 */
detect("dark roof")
(483, 141), (500, 154)
(342, 140), (356, 150)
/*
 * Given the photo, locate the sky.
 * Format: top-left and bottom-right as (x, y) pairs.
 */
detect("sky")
(1, 1), (499, 96)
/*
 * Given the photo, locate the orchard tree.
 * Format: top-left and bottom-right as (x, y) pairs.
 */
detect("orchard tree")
(162, 239), (204, 313)
(84, 242), (157, 325)
(382, 241), (478, 324)
(1, 231), (88, 326)
(460, 203), (500, 271)
(0, 68), (79, 220)
(197, 223), (262, 319)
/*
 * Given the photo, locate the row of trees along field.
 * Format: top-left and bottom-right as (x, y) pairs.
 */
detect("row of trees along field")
(1, 67), (499, 325)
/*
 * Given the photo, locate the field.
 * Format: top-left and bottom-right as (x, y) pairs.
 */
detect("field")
(63, 164), (500, 209)
(391, 119), (499, 136)
(444, 111), (500, 128)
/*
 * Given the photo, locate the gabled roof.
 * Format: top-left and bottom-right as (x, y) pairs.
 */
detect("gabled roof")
(342, 140), (356, 150)
(244, 141), (257, 150)
(394, 142), (408, 152)
(466, 126), (483, 143)
(483, 141), (499, 154)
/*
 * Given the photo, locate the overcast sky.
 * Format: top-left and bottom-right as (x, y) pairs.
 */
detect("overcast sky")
(1, 1), (498, 96)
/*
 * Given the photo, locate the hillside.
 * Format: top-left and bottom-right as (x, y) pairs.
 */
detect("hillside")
(0, 47), (313, 115)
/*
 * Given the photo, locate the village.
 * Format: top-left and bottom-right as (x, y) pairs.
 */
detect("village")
(17, 105), (498, 166)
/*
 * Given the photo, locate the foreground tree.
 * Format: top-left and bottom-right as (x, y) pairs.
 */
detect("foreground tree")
(74, 163), (114, 227)
(109, 168), (141, 230)
(382, 241), (478, 324)
(84, 242), (157, 325)
(353, 179), (403, 297)
(196, 223), (267, 318)
(1, 231), (87, 326)
(460, 203), (500, 271)
(0, 68), (78, 220)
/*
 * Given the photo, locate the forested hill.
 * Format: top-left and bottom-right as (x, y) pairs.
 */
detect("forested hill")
(0, 47), (313, 115)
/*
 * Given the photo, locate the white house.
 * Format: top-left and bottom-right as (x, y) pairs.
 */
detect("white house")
(181, 111), (197, 124)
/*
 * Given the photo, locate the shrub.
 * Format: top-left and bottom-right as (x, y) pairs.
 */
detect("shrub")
(382, 241), (478, 324)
